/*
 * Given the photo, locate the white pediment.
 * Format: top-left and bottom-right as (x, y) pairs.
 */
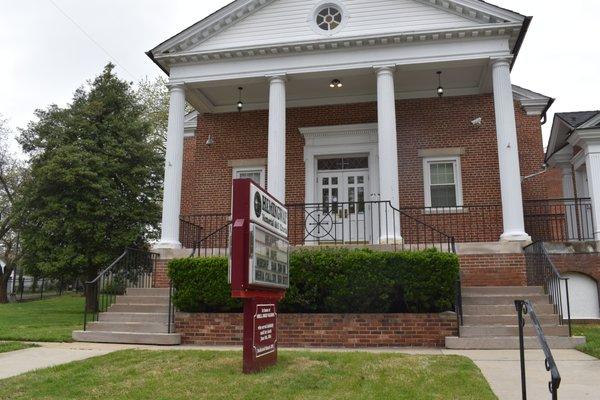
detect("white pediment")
(152, 0), (525, 58)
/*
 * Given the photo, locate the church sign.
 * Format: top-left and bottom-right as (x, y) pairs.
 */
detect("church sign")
(230, 179), (288, 373)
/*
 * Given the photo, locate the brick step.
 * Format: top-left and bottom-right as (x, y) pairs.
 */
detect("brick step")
(462, 287), (544, 296)
(463, 303), (555, 315)
(115, 296), (169, 305)
(86, 321), (173, 333)
(108, 304), (170, 313)
(126, 288), (170, 296)
(445, 335), (585, 350)
(99, 312), (169, 323)
(72, 330), (181, 345)
(463, 314), (559, 325)
(462, 295), (550, 306)
(459, 325), (569, 338)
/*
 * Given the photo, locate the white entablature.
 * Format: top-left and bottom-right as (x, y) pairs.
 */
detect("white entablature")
(149, 0), (527, 72)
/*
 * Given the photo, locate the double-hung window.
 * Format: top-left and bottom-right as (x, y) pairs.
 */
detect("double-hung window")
(233, 166), (266, 188)
(423, 156), (463, 209)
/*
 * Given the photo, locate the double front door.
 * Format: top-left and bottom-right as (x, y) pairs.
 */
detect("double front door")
(308, 156), (370, 243)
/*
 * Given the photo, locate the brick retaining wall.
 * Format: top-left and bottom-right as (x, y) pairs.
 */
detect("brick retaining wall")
(175, 312), (457, 348)
(459, 253), (527, 287)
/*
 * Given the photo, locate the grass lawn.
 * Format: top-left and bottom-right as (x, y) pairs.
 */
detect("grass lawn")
(0, 350), (496, 399)
(0, 294), (84, 342)
(0, 341), (35, 354)
(574, 324), (600, 359)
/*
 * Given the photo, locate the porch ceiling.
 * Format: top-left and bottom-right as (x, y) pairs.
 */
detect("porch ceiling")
(186, 59), (490, 113)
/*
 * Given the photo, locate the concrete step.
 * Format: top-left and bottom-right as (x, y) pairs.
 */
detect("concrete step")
(115, 296), (169, 305)
(462, 287), (544, 296)
(445, 335), (586, 350)
(463, 303), (555, 315)
(99, 312), (170, 323)
(463, 314), (559, 326)
(86, 321), (173, 333)
(72, 330), (181, 345)
(459, 325), (569, 338)
(462, 295), (550, 306)
(107, 304), (170, 313)
(126, 288), (170, 296)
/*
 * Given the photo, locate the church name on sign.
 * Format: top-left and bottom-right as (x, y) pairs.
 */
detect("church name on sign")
(250, 185), (288, 238)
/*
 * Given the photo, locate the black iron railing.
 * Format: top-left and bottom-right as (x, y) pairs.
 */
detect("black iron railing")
(515, 299), (562, 400)
(83, 248), (160, 331)
(188, 221), (232, 257)
(286, 200), (455, 252)
(455, 278), (464, 330)
(524, 198), (594, 242)
(523, 242), (572, 336)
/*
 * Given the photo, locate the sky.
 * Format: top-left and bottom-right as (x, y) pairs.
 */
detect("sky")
(1, 0), (599, 153)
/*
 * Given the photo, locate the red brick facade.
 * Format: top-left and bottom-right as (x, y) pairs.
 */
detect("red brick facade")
(459, 253), (527, 287)
(180, 94), (549, 244)
(176, 312), (457, 348)
(153, 260), (170, 289)
(549, 253), (600, 283)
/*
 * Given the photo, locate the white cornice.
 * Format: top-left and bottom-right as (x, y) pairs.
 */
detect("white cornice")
(568, 128), (600, 151)
(154, 24), (521, 69)
(300, 123), (378, 141)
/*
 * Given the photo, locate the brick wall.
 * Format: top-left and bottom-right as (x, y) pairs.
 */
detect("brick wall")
(549, 253), (600, 282)
(459, 253), (527, 287)
(180, 94), (548, 244)
(153, 260), (170, 289)
(175, 312), (457, 348)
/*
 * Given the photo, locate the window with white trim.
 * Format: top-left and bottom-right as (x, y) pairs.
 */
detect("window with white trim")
(233, 166), (266, 188)
(423, 156), (463, 208)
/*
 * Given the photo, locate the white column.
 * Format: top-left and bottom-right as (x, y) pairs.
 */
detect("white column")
(156, 83), (186, 249)
(267, 75), (287, 202)
(558, 162), (577, 239)
(491, 57), (530, 242)
(585, 152), (600, 239)
(376, 66), (402, 242)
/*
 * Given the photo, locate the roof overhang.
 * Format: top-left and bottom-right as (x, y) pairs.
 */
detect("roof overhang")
(147, 0), (528, 75)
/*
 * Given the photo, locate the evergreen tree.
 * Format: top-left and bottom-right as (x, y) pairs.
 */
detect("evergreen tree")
(17, 64), (163, 281)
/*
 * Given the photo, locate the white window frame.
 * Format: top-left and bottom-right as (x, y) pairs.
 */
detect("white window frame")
(423, 156), (463, 210)
(232, 166), (266, 188)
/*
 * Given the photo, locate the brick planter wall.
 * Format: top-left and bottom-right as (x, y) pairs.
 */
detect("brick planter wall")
(153, 260), (170, 289)
(459, 253), (527, 287)
(175, 312), (457, 348)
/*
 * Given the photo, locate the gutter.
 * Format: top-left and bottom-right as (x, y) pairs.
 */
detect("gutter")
(541, 98), (556, 125)
(146, 50), (169, 76)
(511, 16), (532, 70)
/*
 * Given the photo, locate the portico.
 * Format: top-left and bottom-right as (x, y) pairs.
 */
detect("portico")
(148, 0), (537, 249)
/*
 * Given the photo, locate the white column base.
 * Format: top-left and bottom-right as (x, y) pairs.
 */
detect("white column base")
(154, 240), (183, 250)
(499, 231), (532, 243)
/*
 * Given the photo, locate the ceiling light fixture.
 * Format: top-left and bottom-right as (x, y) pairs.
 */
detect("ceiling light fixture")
(436, 71), (444, 98)
(329, 79), (343, 88)
(236, 87), (244, 112)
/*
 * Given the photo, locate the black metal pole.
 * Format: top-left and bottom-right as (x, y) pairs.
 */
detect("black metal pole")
(515, 300), (527, 400)
(564, 279), (572, 337)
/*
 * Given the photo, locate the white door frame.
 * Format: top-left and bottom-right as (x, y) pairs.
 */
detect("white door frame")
(299, 123), (380, 206)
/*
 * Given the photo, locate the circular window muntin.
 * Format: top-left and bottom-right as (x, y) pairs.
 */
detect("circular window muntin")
(310, 2), (348, 36)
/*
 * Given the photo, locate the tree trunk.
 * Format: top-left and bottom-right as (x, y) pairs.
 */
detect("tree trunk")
(0, 268), (12, 304)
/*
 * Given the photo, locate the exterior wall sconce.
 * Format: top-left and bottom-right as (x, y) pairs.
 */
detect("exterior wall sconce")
(329, 79), (343, 88)
(436, 71), (444, 98)
(206, 133), (215, 147)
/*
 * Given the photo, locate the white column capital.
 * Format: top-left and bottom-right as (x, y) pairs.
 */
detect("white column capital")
(166, 82), (186, 92)
(374, 65), (396, 75)
(490, 56), (513, 68)
(266, 74), (287, 84)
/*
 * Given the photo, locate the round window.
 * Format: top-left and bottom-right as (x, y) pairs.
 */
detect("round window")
(315, 6), (342, 31)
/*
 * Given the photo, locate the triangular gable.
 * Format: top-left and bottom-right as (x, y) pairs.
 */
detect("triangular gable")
(151, 0), (525, 56)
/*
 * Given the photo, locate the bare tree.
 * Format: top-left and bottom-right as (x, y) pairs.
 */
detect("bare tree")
(0, 116), (25, 303)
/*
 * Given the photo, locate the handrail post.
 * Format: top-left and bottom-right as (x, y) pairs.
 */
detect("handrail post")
(564, 278), (572, 337)
(168, 281), (173, 334)
(515, 300), (527, 400)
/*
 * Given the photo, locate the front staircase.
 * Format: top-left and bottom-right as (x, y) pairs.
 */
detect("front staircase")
(72, 287), (181, 345)
(445, 286), (586, 349)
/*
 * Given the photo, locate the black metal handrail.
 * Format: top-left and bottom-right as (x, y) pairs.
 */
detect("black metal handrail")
(455, 278), (463, 330)
(286, 200), (455, 252)
(524, 198), (593, 242)
(515, 299), (562, 400)
(189, 221), (232, 257)
(523, 242), (572, 336)
(83, 248), (160, 331)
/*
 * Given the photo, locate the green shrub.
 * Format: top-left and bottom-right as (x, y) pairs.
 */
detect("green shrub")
(168, 248), (459, 314)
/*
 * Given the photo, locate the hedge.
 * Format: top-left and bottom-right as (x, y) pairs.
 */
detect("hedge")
(168, 248), (459, 314)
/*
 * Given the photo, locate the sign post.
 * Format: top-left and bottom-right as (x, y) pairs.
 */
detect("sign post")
(229, 179), (289, 374)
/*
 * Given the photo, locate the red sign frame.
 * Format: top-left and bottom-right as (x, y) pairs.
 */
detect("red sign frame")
(230, 179), (288, 373)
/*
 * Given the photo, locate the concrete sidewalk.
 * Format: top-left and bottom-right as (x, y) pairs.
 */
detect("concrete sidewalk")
(0, 342), (598, 400)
